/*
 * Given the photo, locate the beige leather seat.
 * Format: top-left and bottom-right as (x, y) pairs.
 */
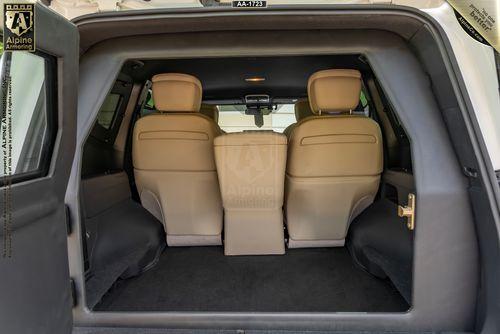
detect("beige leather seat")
(286, 69), (383, 248)
(200, 103), (224, 133)
(214, 131), (287, 255)
(133, 73), (223, 246)
(283, 99), (313, 137)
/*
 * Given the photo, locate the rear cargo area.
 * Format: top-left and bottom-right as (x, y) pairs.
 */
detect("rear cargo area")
(81, 55), (416, 314)
(95, 247), (407, 312)
(82, 171), (412, 313)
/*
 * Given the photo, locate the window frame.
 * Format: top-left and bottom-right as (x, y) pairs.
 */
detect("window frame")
(0, 50), (58, 186)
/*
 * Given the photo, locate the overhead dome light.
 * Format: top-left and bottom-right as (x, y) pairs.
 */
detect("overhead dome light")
(245, 77), (266, 83)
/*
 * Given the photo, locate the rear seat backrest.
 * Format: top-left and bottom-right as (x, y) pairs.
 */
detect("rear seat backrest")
(214, 131), (287, 255)
(285, 69), (383, 248)
(132, 73), (223, 246)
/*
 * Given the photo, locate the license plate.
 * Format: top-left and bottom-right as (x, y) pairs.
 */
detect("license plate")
(232, 1), (267, 8)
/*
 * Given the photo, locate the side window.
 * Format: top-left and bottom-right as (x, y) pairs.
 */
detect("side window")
(97, 94), (122, 129)
(360, 90), (369, 112)
(91, 79), (133, 144)
(141, 87), (155, 117)
(353, 88), (370, 116)
(0, 49), (57, 184)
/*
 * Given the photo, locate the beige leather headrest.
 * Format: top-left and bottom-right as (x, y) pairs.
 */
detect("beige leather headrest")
(199, 104), (219, 123)
(152, 73), (202, 112)
(308, 69), (361, 114)
(294, 99), (313, 121)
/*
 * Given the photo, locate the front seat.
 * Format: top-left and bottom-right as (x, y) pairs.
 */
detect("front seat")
(286, 69), (383, 248)
(283, 98), (313, 137)
(133, 73), (223, 246)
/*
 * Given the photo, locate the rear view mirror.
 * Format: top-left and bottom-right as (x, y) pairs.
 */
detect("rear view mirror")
(245, 106), (264, 127)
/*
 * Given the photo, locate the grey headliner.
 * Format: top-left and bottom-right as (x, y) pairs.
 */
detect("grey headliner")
(67, 7), (486, 333)
(119, 55), (371, 100)
(73, 7), (424, 53)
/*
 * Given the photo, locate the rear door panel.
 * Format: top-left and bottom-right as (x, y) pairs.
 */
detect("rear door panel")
(0, 4), (78, 334)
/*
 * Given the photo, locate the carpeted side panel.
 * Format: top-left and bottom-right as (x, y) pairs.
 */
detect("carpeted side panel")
(346, 199), (413, 303)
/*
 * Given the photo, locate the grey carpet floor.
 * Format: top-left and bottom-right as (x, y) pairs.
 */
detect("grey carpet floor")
(95, 247), (408, 312)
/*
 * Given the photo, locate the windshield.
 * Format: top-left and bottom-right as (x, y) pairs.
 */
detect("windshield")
(218, 104), (295, 133)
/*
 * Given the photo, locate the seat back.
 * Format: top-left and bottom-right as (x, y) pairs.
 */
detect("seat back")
(133, 73), (223, 246)
(283, 99), (313, 137)
(286, 69), (383, 248)
(214, 131), (287, 255)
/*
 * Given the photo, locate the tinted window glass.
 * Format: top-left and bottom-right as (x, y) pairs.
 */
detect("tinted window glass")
(97, 94), (121, 129)
(141, 89), (155, 116)
(0, 51), (56, 182)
